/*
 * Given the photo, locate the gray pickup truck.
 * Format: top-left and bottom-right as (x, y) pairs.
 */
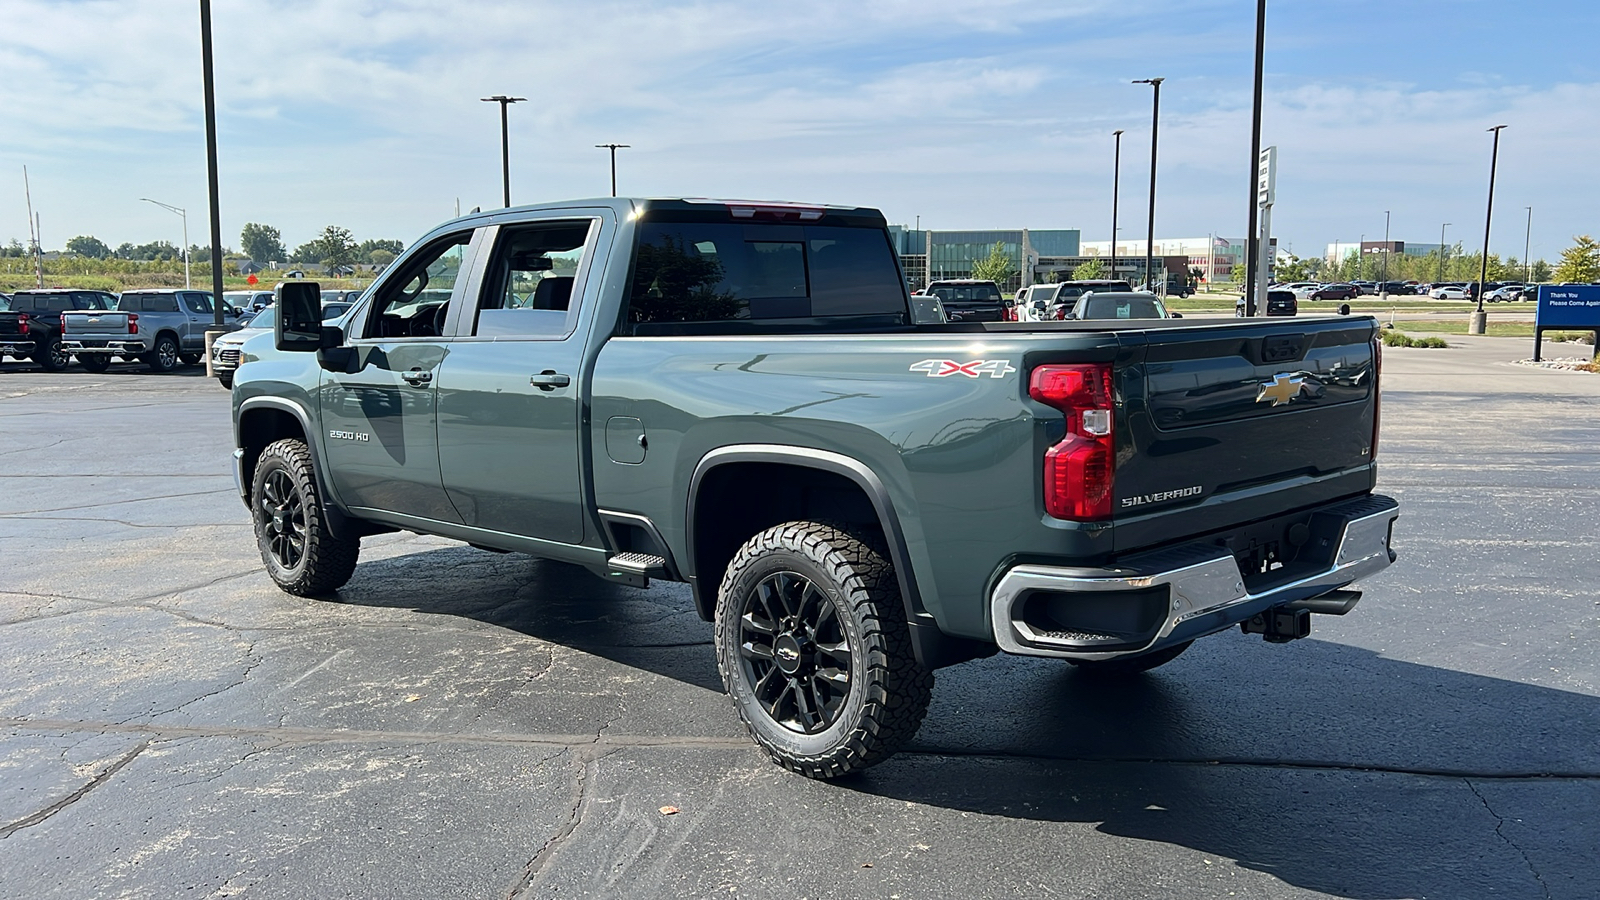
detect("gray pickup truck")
(62, 289), (240, 372)
(232, 197), (1399, 779)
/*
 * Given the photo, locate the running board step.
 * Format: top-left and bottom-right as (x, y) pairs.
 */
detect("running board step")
(605, 552), (669, 587)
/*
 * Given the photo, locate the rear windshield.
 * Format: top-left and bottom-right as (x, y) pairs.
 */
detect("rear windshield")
(626, 220), (906, 333)
(11, 292), (110, 311)
(1079, 296), (1168, 319)
(930, 284), (1002, 303)
(117, 294), (180, 313)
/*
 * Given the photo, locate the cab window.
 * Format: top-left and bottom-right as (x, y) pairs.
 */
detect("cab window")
(361, 232), (472, 339)
(473, 220), (595, 338)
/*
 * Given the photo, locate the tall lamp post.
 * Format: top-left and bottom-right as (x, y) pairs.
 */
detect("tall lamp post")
(481, 95), (526, 208)
(1110, 129), (1123, 282)
(1132, 78), (1164, 293)
(1380, 210), (1391, 299)
(595, 143), (630, 197)
(1523, 206), (1533, 285)
(141, 198), (191, 289)
(1243, 0), (1267, 314)
(199, 0), (225, 327)
(1439, 223), (1450, 284)
(1470, 124), (1508, 335)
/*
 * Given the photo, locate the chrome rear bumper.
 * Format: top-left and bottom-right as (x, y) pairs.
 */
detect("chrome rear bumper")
(991, 495), (1399, 661)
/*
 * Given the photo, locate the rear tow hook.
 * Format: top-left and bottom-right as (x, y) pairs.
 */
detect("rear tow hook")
(1242, 590), (1362, 643)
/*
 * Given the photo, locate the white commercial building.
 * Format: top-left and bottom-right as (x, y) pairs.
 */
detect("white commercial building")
(1079, 236), (1270, 284)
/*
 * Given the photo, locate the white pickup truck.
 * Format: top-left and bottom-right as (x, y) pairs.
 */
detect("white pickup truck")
(61, 289), (241, 372)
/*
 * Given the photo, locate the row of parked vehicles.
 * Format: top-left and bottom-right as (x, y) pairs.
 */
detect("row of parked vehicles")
(1272, 280), (1540, 301)
(915, 279), (1188, 323)
(0, 286), (361, 376)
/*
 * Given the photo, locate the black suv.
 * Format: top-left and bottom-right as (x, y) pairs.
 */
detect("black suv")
(0, 289), (117, 370)
(1236, 289), (1298, 317)
(924, 279), (1005, 322)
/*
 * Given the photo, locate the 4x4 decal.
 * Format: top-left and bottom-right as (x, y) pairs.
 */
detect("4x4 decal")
(909, 359), (1017, 379)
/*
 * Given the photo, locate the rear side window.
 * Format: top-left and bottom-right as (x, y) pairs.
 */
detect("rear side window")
(626, 221), (905, 332)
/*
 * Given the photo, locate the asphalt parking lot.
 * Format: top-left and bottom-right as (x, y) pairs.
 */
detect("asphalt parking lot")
(2, 335), (1596, 899)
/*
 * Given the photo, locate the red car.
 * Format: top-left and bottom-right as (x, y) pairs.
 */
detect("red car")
(1310, 283), (1359, 301)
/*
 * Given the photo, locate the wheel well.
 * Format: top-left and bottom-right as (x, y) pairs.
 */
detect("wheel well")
(237, 407), (306, 503)
(690, 462), (882, 620)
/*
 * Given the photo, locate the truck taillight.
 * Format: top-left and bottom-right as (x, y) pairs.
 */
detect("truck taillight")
(1030, 363), (1115, 520)
(16, 313), (27, 334)
(128, 313), (139, 335)
(1371, 335), (1381, 459)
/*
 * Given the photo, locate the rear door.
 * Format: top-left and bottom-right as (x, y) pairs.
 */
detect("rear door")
(1112, 319), (1379, 552)
(320, 227), (486, 523)
(434, 213), (609, 543)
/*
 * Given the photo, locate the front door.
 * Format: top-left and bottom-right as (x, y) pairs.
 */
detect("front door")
(435, 216), (607, 543)
(321, 228), (484, 523)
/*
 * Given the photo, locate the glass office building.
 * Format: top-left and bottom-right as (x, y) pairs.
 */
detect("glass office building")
(888, 226), (1081, 293)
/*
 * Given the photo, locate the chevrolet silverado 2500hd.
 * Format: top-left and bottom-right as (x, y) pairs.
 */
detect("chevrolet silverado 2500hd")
(232, 197), (1398, 779)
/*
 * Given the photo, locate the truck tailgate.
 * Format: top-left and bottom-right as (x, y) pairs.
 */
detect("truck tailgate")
(1111, 317), (1379, 553)
(62, 312), (134, 336)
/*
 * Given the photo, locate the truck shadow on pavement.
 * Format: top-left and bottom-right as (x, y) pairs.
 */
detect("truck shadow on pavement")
(335, 546), (1596, 900)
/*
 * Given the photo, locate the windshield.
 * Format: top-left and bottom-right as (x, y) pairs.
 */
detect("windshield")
(1079, 295), (1168, 319)
(246, 306), (276, 329)
(931, 284), (1002, 303)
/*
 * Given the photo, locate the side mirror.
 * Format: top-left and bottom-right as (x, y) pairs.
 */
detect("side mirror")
(1170, 312), (1184, 319)
(275, 281), (322, 352)
(316, 325), (358, 373)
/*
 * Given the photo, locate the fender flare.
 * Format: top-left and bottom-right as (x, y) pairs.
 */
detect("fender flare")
(236, 396), (359, 541)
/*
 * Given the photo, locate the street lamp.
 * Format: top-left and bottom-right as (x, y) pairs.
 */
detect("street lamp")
(1244, 0), (1267, 315)
(595, 143), (630, 197)
(480, 95), (526, 208)
(1380, 210), (1391, 298)
(1110, 129), (1123, 282)
(1470, 124), (1508, 334)
(1523, 206), (1533, 286)
(141, 198), (190, 289)
(1132, 77), (1164, 293)
(1439, 223), (1450, 284)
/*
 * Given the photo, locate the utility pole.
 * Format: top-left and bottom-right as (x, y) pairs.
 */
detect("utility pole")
(1470, 125), (1508, 335)
(1111, 129), (1123, 283)
(23, 166), (44, 288)
(1439, 223), (1450, 284)
(200, 0), (225, 327)
(481, 96), (525, 208)
(1132, 78), (1164, 294)
(1244, 0), (1267, 314)
(1380, 210), (1391, 299)
(594, 143), (630, 197)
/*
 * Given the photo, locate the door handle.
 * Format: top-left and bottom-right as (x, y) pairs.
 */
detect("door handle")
(529, 371), (571, 391)
(401, 368), (433, 386)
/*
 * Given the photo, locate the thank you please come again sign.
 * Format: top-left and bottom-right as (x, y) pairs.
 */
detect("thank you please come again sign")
(1536, 284), (1600, 328)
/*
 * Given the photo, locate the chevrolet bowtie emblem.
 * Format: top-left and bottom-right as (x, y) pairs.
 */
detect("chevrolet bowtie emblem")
(1256, 373), (1305, 406)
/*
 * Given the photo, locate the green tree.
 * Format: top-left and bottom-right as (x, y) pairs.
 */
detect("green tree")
(317, 226), (358, 270)
(368, 249), (396, 267)
(1071, 258), (1105, 281)
(1275, 254), (1316, 282)
(1229, 263), (1247, 284)
(1552, 235), (1600, 283)
(969, 241), (1016, 285)
(356, 238), (404, 264)
(66, 235), (111, 259)
(240, 223), (287, 263)
(1531, 259), (1553, 282)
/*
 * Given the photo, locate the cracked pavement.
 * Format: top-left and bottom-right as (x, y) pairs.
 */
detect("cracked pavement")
(0, 339), (1596, 898)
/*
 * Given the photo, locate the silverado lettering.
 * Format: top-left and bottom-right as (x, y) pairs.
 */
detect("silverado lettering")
(1122, 485), (1204, 507)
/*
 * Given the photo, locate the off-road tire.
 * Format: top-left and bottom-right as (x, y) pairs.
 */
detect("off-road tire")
(1068, 640), (1193, 676)
(33, 337), (69, 372)
(251, 438), (360, 597)
(715, 521), (934, 779)
(216, 372), (234, 389)
(146, 335), (180, 373)
(77, 354), (112, 373)
(179, 351), (201, 366)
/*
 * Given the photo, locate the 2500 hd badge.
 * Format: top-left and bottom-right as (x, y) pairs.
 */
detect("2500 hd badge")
(1122, 485), (1204, 508)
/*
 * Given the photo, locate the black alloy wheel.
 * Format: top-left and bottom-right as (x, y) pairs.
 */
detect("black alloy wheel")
(259, 466), (308, 572)
(737, 571), (853, 734)
(251, 438), (360, 596)
(35, 337), (69, 372)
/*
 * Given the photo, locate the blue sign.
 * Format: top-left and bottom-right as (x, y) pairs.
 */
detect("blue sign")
(1536, 284), (1600, 328)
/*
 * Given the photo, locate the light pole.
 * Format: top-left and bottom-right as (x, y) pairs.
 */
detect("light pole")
(199, 0), (225, 327)
(481, 95), (526, 208)
(142, 198), (190, 289)
(1380, 210), (1391, 299)
(1244, 0), (1267, 314)
(1110, 129), (1123, 283)
(1132, 77), (1163, 294)
(595, 143), (630, 197)
(1439, 223), (1450, 284)
(1523, 206), (1533, 285)
(1470, 124), (1508, 334)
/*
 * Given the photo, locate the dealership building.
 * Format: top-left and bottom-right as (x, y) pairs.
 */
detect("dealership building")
(1325, 240), (1446, 264)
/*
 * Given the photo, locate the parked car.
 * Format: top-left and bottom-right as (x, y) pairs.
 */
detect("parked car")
(321, 301), (356, 321)
(1515, 285), (1541, 302)
(1236, 289), (1298, 317)
(0, 288), (118, 370)
(1430, 285), (1470, 300)
(1026, 280), (1131, 321)
(61, 289), (242, 373)
(1310, 283), (1360, 301)
(233, 196), (1397, 780)
(1066, 290), (1177, 320)
(1285, 282), (1321, 299)
(1484, 284), (1524, 302)
(0, 291), (10, 311)
(924, 279), (1006, 322)
(225, 290), (276, 313)
(210, 305), (274, 388)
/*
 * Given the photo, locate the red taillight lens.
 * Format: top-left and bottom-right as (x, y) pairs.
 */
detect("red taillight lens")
(128, 313), (139, 334)
(1030, 363), (1115, 520)
(1371, 335), (1381, 459)
(16, 313), (28, 334)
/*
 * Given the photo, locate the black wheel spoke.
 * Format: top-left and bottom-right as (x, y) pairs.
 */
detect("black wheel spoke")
(737, 569), (855, 736)
(741, 641), (774, 662)
(740, 611), (775, 636)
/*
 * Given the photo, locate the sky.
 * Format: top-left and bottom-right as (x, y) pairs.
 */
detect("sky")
(2, 0), (1597, 262)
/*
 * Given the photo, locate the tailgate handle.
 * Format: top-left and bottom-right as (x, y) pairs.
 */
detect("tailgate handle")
(1261, 334), (1305, 363)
